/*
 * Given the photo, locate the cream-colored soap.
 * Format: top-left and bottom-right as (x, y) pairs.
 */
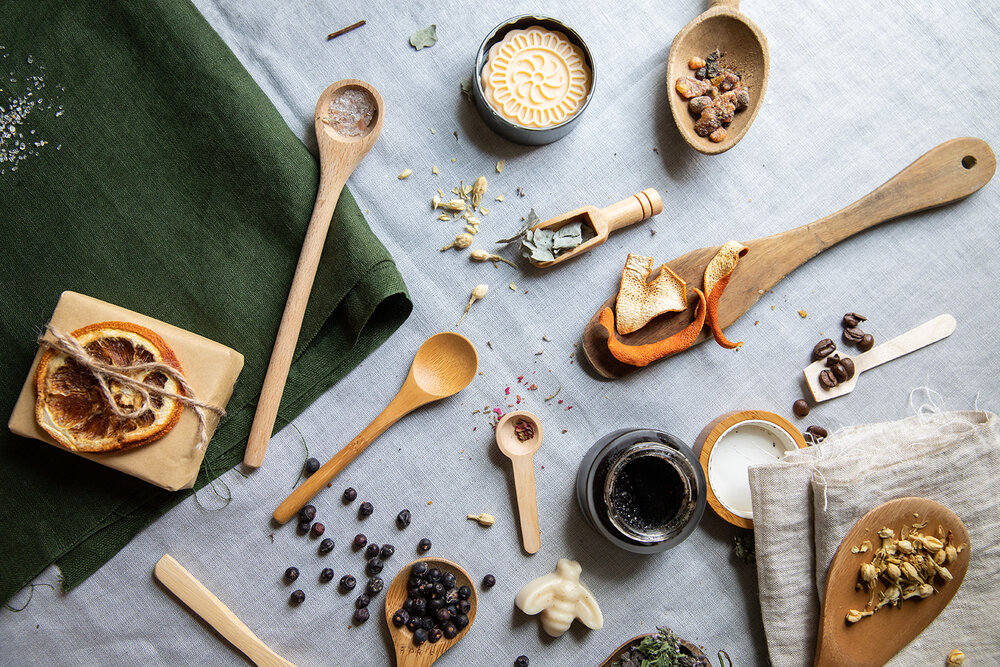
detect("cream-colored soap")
(514, 558), (603, 637)
(483, 26), (592, 128)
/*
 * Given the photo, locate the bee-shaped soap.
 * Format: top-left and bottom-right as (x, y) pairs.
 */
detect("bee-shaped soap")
(514, 558), (603, 637)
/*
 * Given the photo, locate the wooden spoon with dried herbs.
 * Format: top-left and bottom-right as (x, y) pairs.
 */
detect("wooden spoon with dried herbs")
(600, 627), (718, 667)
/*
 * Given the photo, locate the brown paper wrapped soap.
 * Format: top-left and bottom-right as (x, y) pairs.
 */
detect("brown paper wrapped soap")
(8, 291), (244, 491)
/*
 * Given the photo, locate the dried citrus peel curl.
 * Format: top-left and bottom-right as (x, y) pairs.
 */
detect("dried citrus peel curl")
(598, 288), (707, 367)
(614, 253), (688, 335)
(704, 241), (749, 349)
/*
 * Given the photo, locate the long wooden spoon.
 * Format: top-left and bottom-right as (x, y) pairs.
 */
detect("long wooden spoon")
(668, 0), (769, 154)
(814, 498), (970, 667)
(385, 558), (477, 666)
(245, 80), (384, 468)
(273, 332), (478, 524)
(495, 410), (543, 554)
(154, 554), (296, 667)
(582, 137), (995, 378)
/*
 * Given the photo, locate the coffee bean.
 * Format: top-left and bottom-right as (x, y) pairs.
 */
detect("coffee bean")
(840, 357), (856, 379)
(805, 425), (828, 443)
(825, 353), (842, 368)
(859, 333), (875, 352)
(843, 327), (865, 343)
(842, 312), (867, 328)
(818, 369), (838, 389)
(832, 361), (849, 382)
(812, 338), (837, 361)
(793, 399), (810, 417)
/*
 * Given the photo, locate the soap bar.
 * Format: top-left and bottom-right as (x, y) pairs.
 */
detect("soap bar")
(483, 26), (592, 128)
(7, 291), (244, 491)
(514, 558), (603, 637)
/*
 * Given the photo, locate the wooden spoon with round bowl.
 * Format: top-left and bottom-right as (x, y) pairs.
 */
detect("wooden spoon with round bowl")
(385, 558), (477, 667)
(495, 410), (543, 554)
(667, 0), (769, 154)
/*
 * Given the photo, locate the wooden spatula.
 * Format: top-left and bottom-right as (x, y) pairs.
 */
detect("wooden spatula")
(814, 498), (970, 667)
(581, 137), (994, 378)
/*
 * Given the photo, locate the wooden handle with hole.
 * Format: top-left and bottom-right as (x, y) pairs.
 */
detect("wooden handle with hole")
(154, 555), (297, 667)
(511, 456), (541, 554)
(602, 188), (663, 233)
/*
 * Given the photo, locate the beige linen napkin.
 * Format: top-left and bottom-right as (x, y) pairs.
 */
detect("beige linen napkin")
(748, 410), (1000, 666)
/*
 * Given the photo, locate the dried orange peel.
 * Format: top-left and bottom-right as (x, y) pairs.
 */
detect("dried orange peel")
(704, 241), (749, 349)
(599, 289), (707, 367)
(614, 253), (688, 335)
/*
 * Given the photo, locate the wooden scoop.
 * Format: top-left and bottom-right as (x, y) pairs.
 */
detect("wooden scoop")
(245, 80), (384, 468)
(668, 0), (769, 154)
(814, 498), (970, 667)
(154, 554), (296, 667)
(582, 137), (995, 378)
(528, 189), (662, 267)
(385, 558), (477, 666)
(495, 410), (543, 553)
(273, 332), (477, 524)
(804, 314), (957, 402)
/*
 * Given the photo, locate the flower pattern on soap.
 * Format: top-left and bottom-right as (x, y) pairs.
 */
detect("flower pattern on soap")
(483, 27), (592, 129)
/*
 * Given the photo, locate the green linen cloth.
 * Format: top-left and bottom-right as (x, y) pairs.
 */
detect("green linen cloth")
(0, 0), (411, 605)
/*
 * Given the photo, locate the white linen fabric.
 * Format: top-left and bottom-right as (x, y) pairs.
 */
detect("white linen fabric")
(2, 1), (998, 665)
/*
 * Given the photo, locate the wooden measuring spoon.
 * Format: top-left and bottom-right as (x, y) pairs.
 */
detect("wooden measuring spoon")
(582, 137), (995, 378)
(154, 554), (296, 667)
(814, 498), (970, 667)
(496, 411), (543, 553)
(385, 558), (477, 666)
(528, 189), (662, 268)
(668, 0), (769, 154)
(273, 332), (477, 523)
(804, 314), (956, 402)
(245, 80), (384, 468)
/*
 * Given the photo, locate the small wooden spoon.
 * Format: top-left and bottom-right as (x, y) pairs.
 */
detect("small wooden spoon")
(154, 554), (296, 667)
(245, 80), (384, 468)
(582, 137), (995, 378)
(804, 314), (956, 402)
(385, 558), (477, 666)
(495, 410), (543, 553)
(273, 332), (477, 523)
(814, 498), (970, 667)
(528, 189), (662, 268)
(668, 0), (769, 154)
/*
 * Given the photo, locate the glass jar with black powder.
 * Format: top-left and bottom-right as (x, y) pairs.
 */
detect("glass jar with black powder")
(576, 429), (705, 553)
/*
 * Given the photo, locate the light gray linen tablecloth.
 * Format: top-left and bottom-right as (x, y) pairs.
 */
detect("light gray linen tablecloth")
(2, 1), (998, 665)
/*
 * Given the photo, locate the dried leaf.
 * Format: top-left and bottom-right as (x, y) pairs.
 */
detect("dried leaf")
(460, 78), (473, 100)
(409, 25), (438, 51)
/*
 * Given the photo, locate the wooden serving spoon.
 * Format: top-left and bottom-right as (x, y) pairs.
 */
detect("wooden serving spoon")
(154, 554), (296, 667)
(385, 558), (477, 666)
(273, 332), (477, 524)
(245, 80), (384, 468)
(668, 0), (769, 154)
(495, 410), (543, 554)
(814, 498), (970, 667)
(582, 137), (995, 378)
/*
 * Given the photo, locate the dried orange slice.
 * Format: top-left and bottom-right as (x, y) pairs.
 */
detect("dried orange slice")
(34, 321), (185, 453)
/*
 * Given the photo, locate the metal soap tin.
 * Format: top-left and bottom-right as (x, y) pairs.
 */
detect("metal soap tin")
(472, 15), (596, 145)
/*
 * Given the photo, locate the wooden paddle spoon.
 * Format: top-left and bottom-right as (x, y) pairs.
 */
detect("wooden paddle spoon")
(528, 189), (662, 268)
(385, 558), (477, 666)
(496, 410), (543, 553)
(245, 80), (384, 468)
(154, 554), (296, 667)
(814, 498), (970, 667)
(582, 137), (996, 378)
(273, 332), (478, 524)
(668, 0), (769, 154)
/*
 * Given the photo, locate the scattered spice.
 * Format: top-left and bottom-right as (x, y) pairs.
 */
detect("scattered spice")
(544, 386), (562, 401)
(513, 418), (536, 442)
(327, 20), (366, 40)
(457, 284), (488, 324)
(496, 160), (506, 173)
(409, 25), (438, 51)
(398, 169), (413, 180)
(431, 165), (440, 174)
(798, 309), (808, 318)
(467, 512), (496, 526)
(509, 282), (517, 291)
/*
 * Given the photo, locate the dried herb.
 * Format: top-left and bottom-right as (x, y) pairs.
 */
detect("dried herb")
(470, 249), (517, 268)
(518, 213), (591, 263)
(457, 284), (488, 324)
(513, 418), (535, 441)
(733, 531), (755, 565)
(496, 209), (536, 244)
(409, 25), (438, 51)
(610, 626), (714, 667)
(327, 20), (366, 40)
(460, 78), (473, 101)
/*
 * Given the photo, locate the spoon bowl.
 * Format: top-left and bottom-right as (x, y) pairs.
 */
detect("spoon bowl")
(315, 80), (383, 145)
(411, 332), (480, 397)
(496, 410), (543, 457)
(385, 558), (477, 666)
(496, 411), (543, 553)
(667, 0), (768, 154)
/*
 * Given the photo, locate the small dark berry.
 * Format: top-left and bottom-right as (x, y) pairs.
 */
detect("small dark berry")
(353, 607), (369, 623)
(433, 583), (446, 598)
(458, 599), (471, 614)
(310, 522), (325, 537)
(304, 457), (320, 474)
(284, 567), (299, 582)
(412, 628), (428, 645)
(397, 509), (412, 528)
(342, 487), (357, 502)
(406, 617), (420, 631)
(411, 598), (427, 615)
(409, 575), (422, 587)
(457, 585), (471, 600)
(417, 538), (432, 552)
(365, 543), (380, 559)
(454, 613), (469, 629)
(407, 586), (421, 599)
(428, 598), (444, 611)
(358, 501), (374, 517)
(442, 623), (458, 639)
(436, 608), (452, 623)
(515, 656), (529, 667)
(411, 561), (428, 576)
(366, 577), (384, 596)
(367, 558), (384, 575)
(319, 538), (335, 554)
(428, 628), (443, 643)
(339, 575), (356, 591)
(444, 589), (459, 604)
(297, 520), (311, 534)
(319, 567), (334, 582)
(792, 399), (810, 418)
(445, 605), (458, 617)
(427, 568), (441, 582)
(379, 544), (395, 560)
(355, 594), (370, 609)
(482, 574), (496, 588)
(289, 589), (305, 604)
(299, 504), (316, 522)
(403, 599), (414, 612)
(392, 609), (409, 627)
(441, 572), (456, 588)
(353, 534), (367, 549)
(421, 617), (434, 630)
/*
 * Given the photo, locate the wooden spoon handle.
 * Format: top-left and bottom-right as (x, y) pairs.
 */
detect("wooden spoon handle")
(511, 456), (541, 554)
(154, 555), (297, 667)
(855, 314), (956, 374)
(601, 188), (663, 233)
(244, 174), (349, 468)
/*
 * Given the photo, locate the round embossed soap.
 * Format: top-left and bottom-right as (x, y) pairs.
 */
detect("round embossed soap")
(483, 26), (592, 129)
